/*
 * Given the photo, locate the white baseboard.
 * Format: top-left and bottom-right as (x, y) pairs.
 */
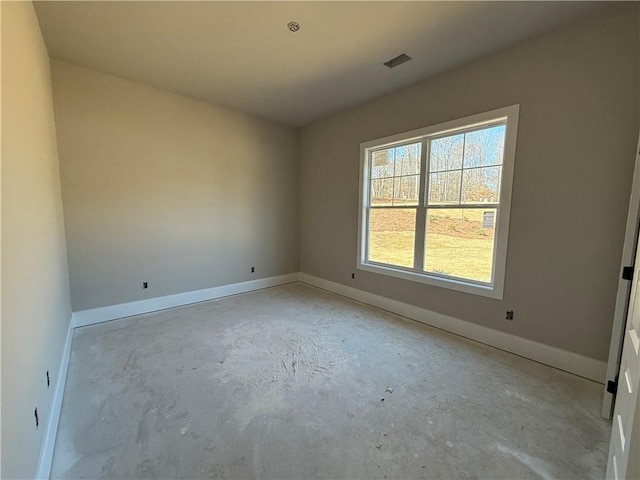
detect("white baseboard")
(72, 273), (300, 328)
(36, 317), (74, 480)
(299, 273), (607, 384)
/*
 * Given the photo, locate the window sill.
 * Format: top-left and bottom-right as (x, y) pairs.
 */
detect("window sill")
(357, 261), (504, 300)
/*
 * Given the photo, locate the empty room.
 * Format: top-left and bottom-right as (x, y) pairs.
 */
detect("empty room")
(2, 1), (640, 479)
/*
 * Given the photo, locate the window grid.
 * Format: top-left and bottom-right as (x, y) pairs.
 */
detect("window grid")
(358, 105), (518, 298)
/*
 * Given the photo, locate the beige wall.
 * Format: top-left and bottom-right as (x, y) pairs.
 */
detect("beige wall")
(1, 2), (72, 478)
(299, 4), (639, 362)
(51, 61), (299, 311)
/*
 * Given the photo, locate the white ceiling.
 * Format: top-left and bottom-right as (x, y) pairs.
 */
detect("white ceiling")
(34, 1), (610, 127)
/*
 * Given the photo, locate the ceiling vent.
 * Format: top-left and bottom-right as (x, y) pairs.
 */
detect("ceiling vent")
(383, 53), (412, 69)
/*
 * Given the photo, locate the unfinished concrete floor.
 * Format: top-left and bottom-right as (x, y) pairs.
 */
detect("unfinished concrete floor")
(51, 283), (610, 479)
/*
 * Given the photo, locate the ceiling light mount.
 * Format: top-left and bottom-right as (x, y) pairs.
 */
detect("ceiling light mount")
(287, 21), (300, 32)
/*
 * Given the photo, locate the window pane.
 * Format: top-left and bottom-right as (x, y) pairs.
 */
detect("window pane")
(371, 178), (393, 206)
(394, 143), (422, 176)
(371, 149), (394, 179)
(424, 208), (496, 283)
(430, 134), (463, 172)
(368, 208), (416, 268)
(428, 171), (461, 205)
(461, 166), (501, 203)
(393, 175), (419, 206)
(463, 125), (506, 168)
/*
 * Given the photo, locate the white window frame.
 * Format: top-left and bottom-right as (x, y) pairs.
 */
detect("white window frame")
(357, 104), (519, 299)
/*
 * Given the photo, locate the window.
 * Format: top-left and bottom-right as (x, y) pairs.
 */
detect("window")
(358, 105), (519, 299)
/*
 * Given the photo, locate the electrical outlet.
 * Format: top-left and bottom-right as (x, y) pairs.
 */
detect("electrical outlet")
(506, 310), (514, 321)
(351, 273), (355, 279)
(143, 282), (148, 289)
(46, 370), (50, 388)
(251, 267), (255, 273)
(34, 408), (39, 429)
